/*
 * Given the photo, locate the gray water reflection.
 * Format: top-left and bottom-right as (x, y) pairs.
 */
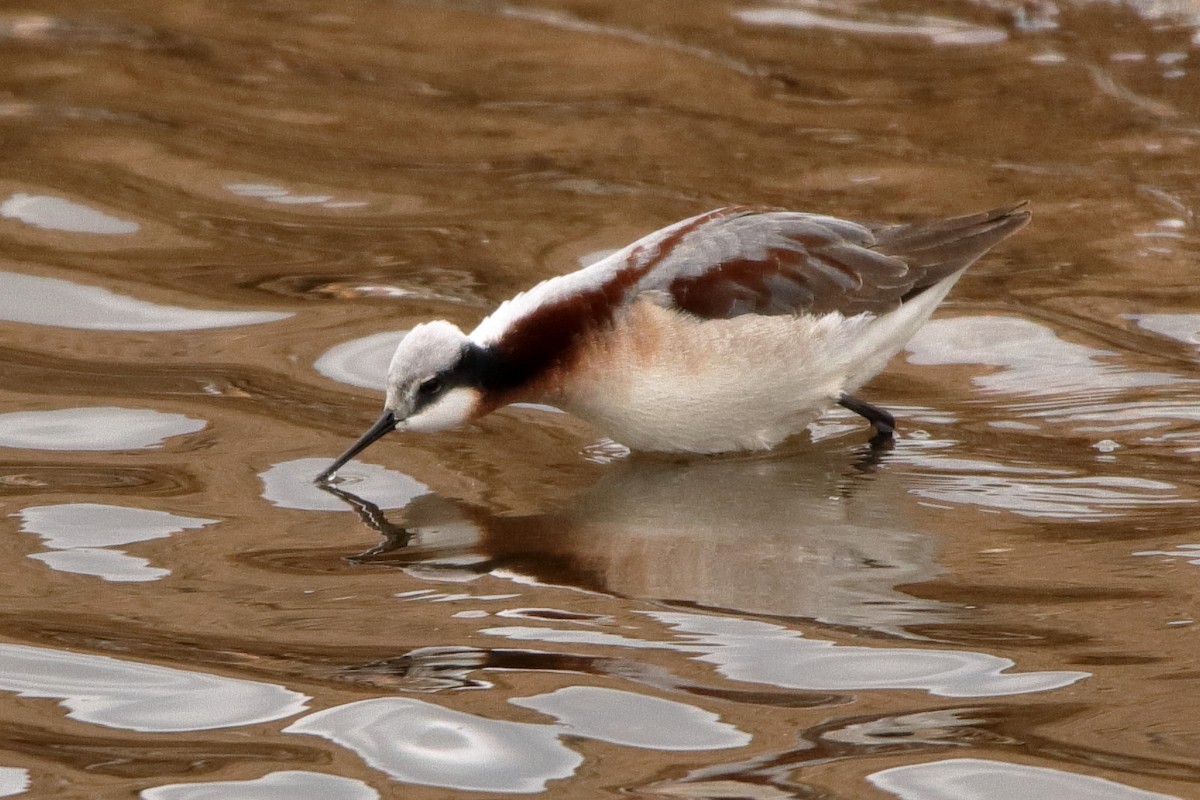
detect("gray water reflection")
(366, 449), (954, 632)
(29, 549), (167, 582)
(14, 503), (217, 582)
(141, 771), (379, 800)
(226, 183), (369, 210)
(287, 687), (750, 793)
(906, 316), (1183, 399)
(734, 6), (1008, 46)
(869, 758), (1179, 800)
(904, 314), (1200, 458)
(284, 698), (581, 794)
(1129, 313), (1200, 350)
(16, 503), (216, 549)
(0, 644), (309, 732)
(0, 192), (138, 234)
(0, 769), (27, 799)
(894, 444), (1187, 520)
(510, 686), (750, 750)
(1, 0), (1198, 795)
(0, 271), (291, 331)
(0, 407), (204, 451)
(314, 331), (406, 391)
(1135, 544), (1200, 565)
(484, 610), (1088, 698)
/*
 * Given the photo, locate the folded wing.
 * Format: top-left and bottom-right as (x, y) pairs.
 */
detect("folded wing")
(634, 203), (1030, 319)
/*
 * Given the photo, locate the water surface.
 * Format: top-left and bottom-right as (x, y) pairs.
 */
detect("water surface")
(1, 1), (1199, 798)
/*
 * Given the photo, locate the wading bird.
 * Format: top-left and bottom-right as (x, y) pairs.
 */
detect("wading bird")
(317, 203), (1028, 481)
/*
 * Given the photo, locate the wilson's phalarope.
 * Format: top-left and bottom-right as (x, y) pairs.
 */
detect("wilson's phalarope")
(317, 203), (1028, 480)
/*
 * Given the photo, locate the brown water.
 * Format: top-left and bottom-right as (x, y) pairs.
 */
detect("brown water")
(1, 1), (1199, 797)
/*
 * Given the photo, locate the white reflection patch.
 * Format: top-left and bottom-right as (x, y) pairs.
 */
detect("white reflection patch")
(15, 503), (216, 583)
(0, 643), (309, 732)
(0, 192), (139, 234)
(314, 331), (406, 391)
(906, 316), (1180, 397)
(734, 8), (1007, 46)
(1128, 312), (1200, 348)
(0, 271), (291, 331)
(511, 686), (750, 750)
(868, 758), (1178, 800)
(906, 470), (1185, 520)
(259, 458), (429, 511)
(0, 407), (205, 451)
(0, 768), (28, 798)
(141, 771), (379, 800)
(650, 612), (1088, 697)
(226, 182), (368, 210)
(483, 612), (1088, 698)
(30, 549), (168, 582)
(17, 503), (217, 549)
(285, 698), (582, 794)
(1134, 544), (1200, 565)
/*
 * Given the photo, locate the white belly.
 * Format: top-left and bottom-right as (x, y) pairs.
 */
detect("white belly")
(554, 278), (961, 453)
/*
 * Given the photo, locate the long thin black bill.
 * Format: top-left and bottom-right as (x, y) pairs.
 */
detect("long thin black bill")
(315, 410), (397, 483)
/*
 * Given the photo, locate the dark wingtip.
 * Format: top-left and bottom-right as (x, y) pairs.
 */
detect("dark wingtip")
(982, 200), (1032, 239)
(874, 201), (1033, 267)
(997, 200), (1032, 226)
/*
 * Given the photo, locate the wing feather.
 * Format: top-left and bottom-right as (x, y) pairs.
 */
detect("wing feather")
(632, 202), (1029, 319)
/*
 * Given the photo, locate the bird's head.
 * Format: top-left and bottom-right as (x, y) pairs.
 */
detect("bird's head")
(316, 320), (485, 481)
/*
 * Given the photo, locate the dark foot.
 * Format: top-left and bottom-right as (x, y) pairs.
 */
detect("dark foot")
(849, 434), (895, 474)
(837, 394), (896, 438)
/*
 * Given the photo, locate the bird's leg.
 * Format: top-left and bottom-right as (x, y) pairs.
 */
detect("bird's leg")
(838, 394), (896, 439)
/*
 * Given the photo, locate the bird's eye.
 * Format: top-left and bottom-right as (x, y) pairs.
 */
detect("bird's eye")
(417, 377), (443, 397)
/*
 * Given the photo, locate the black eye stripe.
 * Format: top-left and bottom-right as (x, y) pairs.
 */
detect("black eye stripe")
(411, 344), (493, 408)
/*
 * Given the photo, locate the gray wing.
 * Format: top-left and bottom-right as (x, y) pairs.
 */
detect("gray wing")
(631, 203), (1030, 319)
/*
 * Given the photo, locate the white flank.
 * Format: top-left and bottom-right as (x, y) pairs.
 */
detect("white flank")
(554, 272), (964, 453)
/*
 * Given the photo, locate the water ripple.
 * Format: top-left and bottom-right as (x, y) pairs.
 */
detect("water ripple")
(15, 503), (218, 583)
(0, 643), (309, 732)
(285, 698), (581, 793)
(0, 270), (291, 331)
(482, 610), (1088, 699)
(0, 769), (27, 799)
(0, 408), (205, 451)
(141, 771), (379, 800)
(868, 757), (1179, 800)
(510, 686), (749, 750)
(0, 193), (138, 234)
(735, 7), (1008, 46)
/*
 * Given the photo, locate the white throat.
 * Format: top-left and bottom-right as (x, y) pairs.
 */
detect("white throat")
(400, 387), (480, 433)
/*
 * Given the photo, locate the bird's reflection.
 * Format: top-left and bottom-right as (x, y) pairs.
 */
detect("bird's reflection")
(319, 438), (953, 634)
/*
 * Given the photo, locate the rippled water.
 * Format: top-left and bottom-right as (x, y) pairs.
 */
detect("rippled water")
(2, 1), (1200, 797)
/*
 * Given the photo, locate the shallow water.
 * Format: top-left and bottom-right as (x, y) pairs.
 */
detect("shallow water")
(2, 0), (1200, 797)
